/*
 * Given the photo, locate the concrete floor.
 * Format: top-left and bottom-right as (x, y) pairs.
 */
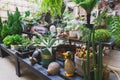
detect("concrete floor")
(0, 50), (120, 80)
(0, 56), (39, 80)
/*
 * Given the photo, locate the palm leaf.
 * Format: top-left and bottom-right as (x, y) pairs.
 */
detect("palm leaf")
(74, 0), (99, 14)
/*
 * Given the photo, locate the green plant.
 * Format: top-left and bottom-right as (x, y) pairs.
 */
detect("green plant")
(57, 22), (67, 28)
(1, 7), (23, 39)
(94, 8), (108, 29)
(94, 29), (111, 42)
(74, 0), (99, 24)
(21, 38), (31, 50)
(3, 34), (22, 46)
(73, 1), (102, 80)
(80, 24), (91, 42)
(107, 15), (120, 45)
(38, 36), (57, 55)
(0, 17), (3, 42)
(40, 0), (63, 17)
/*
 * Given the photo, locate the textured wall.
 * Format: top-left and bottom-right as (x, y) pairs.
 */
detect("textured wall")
(0, 0), (37, 20)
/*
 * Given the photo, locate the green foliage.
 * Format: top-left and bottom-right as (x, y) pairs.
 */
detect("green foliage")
(21, 38), (31, 50)
(107, 15), (120, 45)
(57, 22), (67, 28)
(41, 0), (62, 16)
(80, 25), (91, 42)
(0, 17), (3, 42)
(74, 0), (99, 14)
(94, 8), (108, 28)
(94, 29), (111, 42)
(35, 35), (58, 55)
(1, 24), (11, 39)
(38, 36), (57, 48)
(3, 34), (22, 46)
(1, 7), (23, 39)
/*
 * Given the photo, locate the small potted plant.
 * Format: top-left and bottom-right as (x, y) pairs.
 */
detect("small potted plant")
(36, 35), (58, 67)
(3, 34), (22, 50)
(94, 29), (111, 42)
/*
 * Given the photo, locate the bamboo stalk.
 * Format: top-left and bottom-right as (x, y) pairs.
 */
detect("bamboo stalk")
(98, 42), (102, 80)
(86, 31), (91, 80)
(82, 60), (87, 80)
(91, 28), (98, 80)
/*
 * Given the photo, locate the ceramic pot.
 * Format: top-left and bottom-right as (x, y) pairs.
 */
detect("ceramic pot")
(41, 47), (56, 67)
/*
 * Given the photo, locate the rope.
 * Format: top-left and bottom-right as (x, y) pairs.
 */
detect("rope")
(106, 65), (120, 80)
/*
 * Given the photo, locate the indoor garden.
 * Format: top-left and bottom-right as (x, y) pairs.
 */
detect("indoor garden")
(0, 0), (120, 80)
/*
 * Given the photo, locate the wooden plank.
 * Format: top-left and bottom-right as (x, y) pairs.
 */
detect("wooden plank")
(22, 58), (64, 80)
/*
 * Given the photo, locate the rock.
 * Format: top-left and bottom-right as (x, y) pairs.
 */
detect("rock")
(47, 62), (60, 75)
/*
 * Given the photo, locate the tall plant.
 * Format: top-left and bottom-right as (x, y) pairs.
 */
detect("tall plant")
(40, 0), (63, 17)
(1, 7), (23, 39)
(74, 0), (99, 24)
(73, 0), (102, 80)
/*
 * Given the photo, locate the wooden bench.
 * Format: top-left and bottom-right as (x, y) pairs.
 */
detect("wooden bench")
(0, 44), (82, 80)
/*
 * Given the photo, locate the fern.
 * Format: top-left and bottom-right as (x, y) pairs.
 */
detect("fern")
(1, 7), (23, 39)
(107, 15), (120, 45)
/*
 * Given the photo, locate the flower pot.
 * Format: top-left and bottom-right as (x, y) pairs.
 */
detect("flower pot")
(74, 54), (93, 76)
(11, 45), (20, 50)
(69, 30), (78, 38)
(41, 48), (56, 67)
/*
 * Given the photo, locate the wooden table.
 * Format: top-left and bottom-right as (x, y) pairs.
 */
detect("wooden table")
(0, 44), (82, 80)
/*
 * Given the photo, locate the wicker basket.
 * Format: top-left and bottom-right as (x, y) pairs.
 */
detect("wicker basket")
(74, 54), (93, 76)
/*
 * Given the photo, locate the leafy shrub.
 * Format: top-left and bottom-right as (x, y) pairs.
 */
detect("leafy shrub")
(3, 34), (22, 46)
(94, 29), (111, 42)
(1, 7), (23, 39)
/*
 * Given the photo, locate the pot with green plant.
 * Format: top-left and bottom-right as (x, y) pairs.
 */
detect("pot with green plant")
(3, 34), (22, 50)
(19, 38), (31, 52)
(36, 35), (58, 67)
(94, 29), (111, 42)
(1, 7), (23, 39)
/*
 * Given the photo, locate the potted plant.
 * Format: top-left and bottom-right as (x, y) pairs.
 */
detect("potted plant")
(36, 35), (58, 67)
(19, 38), (31, 52)
(94, 29), (111, 42)
(3, 34), (22, 50)
(1, 7), (23, 39)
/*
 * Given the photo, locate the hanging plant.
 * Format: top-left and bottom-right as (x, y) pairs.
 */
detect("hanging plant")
(40, 0), (63, 17)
